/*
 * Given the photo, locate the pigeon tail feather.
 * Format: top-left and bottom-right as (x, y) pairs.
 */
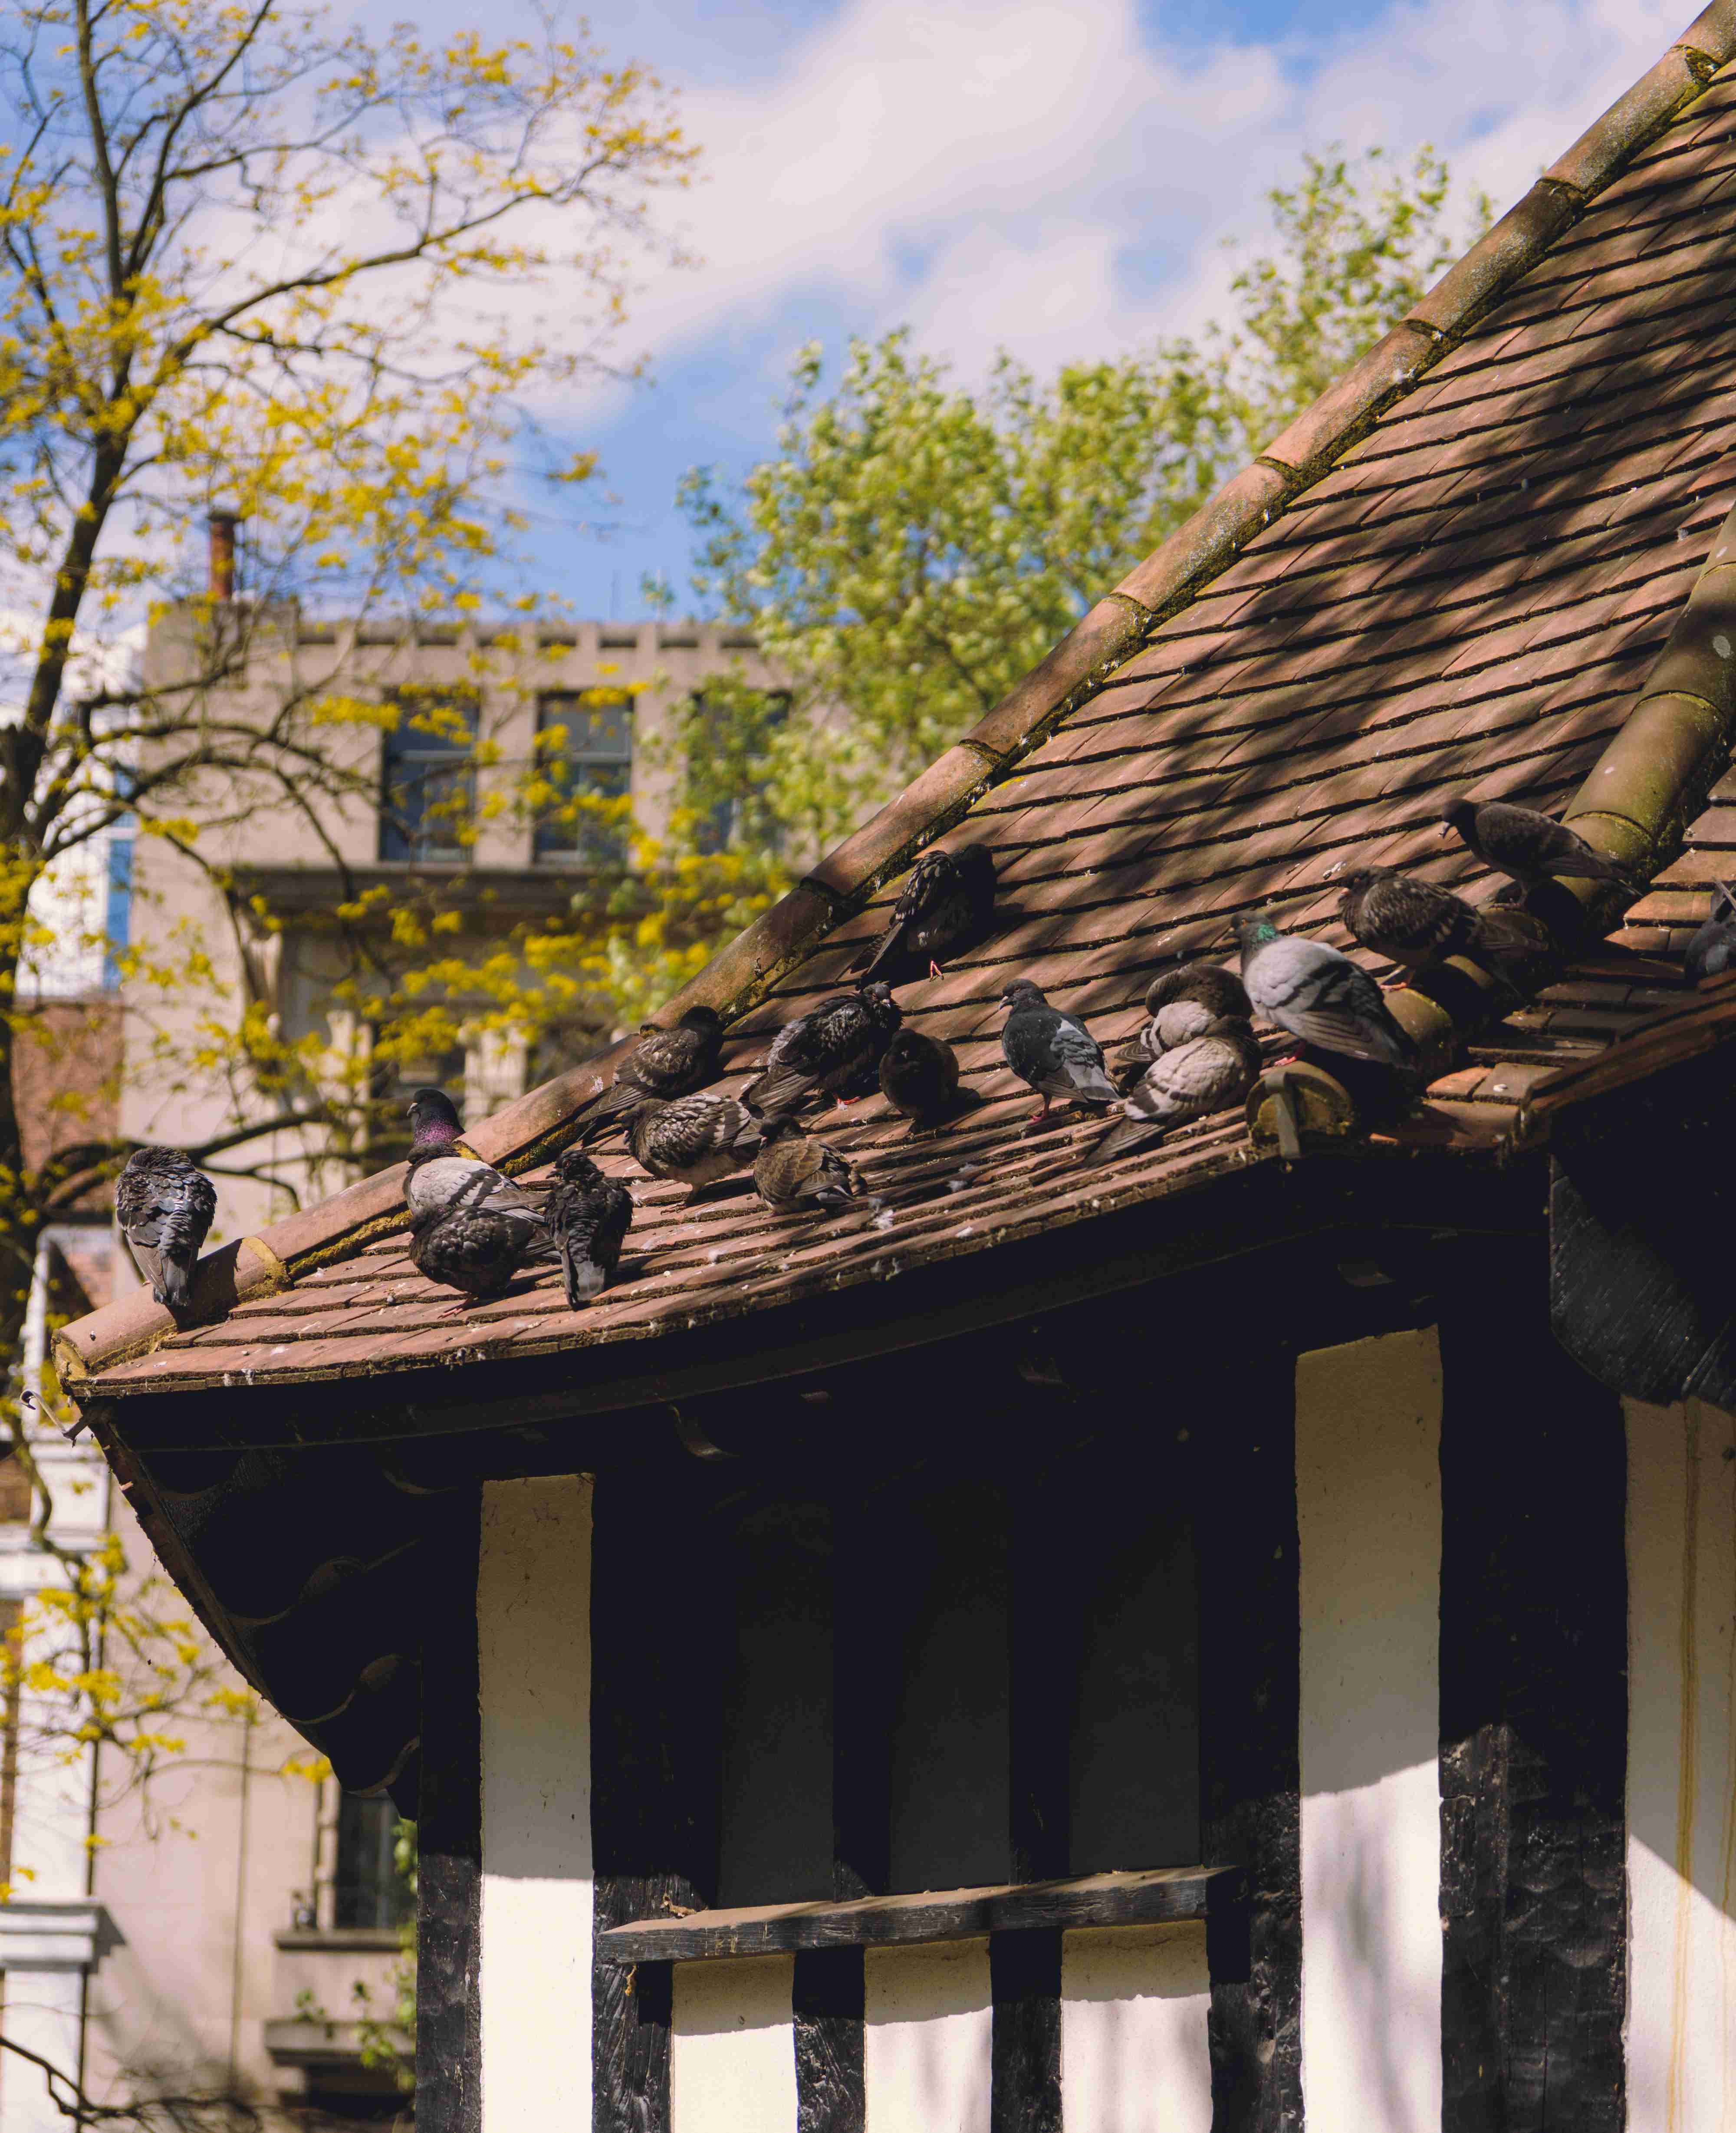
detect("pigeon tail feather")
(1085, 1117), (1167, 1168)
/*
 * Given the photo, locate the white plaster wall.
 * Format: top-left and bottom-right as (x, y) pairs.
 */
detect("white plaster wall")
(1625, 1397), (1736, 2133)
(478, 1475), (594, 2133)
(864, 1937), (991, 2133)
(1295, 1328), (1443, 2133)
(1060, 1921), (1211, 2133)
(671, 1955), (797, 2132)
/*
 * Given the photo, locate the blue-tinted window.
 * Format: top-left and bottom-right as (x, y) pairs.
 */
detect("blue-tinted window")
(380, 695), (477, 862)
(533, 692), (633, 866)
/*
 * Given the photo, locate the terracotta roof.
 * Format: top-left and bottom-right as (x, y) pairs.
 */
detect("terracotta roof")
(59, 4), (1736, 1412)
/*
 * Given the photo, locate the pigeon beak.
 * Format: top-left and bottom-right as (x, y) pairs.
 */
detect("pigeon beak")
(1439, 822), (1452, 838)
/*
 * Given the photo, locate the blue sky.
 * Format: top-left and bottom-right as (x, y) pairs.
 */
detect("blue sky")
(417, 0), (1692, 616)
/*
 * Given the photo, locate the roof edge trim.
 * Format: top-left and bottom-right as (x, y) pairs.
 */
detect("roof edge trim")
(55, 4), (1736, 1393)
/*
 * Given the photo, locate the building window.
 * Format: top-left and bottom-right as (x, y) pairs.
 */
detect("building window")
(533, 692), (633, 866)
(333, 1792), (414, 1930)
(379, 694), (477, 862)
(686, 688), (789, 856)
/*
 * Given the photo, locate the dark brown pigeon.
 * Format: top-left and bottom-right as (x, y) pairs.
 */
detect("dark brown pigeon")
(546, 1148), (634, 1307)
(999, 979), (1118, 1125)
(404, 1088), (552, 1298)
(742, 983), (901, 1115)
(753, 1114), (863, 1212)
(1336, 867), (1483, 970)
(1440, 799), (1634, 890)
(855, 844), (997, 983)
(575, 1007), (725, 1145)
(1089, 1017), (1262, 1167)
(878, 1028), (975, 1132)
(116, 1148), (217, 1309)
(625, 1092), (764, 1198)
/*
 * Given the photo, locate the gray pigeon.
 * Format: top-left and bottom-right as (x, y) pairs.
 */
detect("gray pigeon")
(116, 1147), (217, 1309)
(1237, 916), (1416, 1069)
(742, 984), (902, 1115)
(753, 1114), (863, 1212)
(546, 1148), (634, 1307)
(404, 1088), (552, 1298)
(1089, 1017), (1262, 1167)
(999, 979), (1119, 1123)
(855, 845), (997, 984)
(575, 1007), (725, 1145)
(1687, 882), (1736, 982)
(625, 1091), (764, 1198)
(1440, 799), (1634, 890)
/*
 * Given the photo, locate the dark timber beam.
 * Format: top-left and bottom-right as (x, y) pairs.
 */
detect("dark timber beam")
(598, 1867), (1238, 1965)
(415, 1488), (482, 2133)
(1439, 1267), (1628, 2130)
(1197, 1350), (1302, 2133)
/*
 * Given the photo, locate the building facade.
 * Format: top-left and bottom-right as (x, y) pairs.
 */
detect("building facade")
(125, 607), (797, 1248)
(50, 8), (1736, 2131)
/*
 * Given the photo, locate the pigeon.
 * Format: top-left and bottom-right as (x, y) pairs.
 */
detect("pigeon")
(1686, 881), (1736, 982)
(854, 844), (997, 984)
(1440, 798), (1634, 890)
(575, 1007), (725, 1145)
(1336, 867), (1484, 971)
(999, 979), (1119, 1123)
(625, 1091), (765, 1198)
(403, 1088), (552, 1298)
(742, 983), (902, 1115)
(878, 1028), (975, 1132)
(1088, 1017), (1263, 1167)
(545, 1148), (635, 1308)
(116, 1148), (218, 1309)
(1120, 963), (1254, 1069)
(753, 1114), (864, 1213)
(1237, 915), (1417, 1069)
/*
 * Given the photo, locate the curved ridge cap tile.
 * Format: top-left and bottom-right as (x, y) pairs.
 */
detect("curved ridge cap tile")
(59, 9), (1734, 1397)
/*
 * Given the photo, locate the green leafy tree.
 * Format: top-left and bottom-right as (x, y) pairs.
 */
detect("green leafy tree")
(679, 146), (1490, 846)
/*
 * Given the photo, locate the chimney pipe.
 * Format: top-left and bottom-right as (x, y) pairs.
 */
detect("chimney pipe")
(207, 511), (238, 603)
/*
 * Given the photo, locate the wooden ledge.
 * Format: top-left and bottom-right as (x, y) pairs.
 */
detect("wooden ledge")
(595, 1864), (1242, 1966)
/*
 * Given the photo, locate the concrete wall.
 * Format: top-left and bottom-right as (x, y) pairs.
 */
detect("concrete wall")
(1295, 1329), (1443, 2133)
(477, 1475), (593, 2132)
(1626, 1396), (1736, 2131)
(1060, 1922), (1210, 2133)
(79, 1491), (326, 2125)
(864, 1938), (992, 2133)
(671, 1956), (797, 2132)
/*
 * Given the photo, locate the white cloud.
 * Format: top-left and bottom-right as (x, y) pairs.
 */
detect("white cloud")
(569, 0), (1703, 392)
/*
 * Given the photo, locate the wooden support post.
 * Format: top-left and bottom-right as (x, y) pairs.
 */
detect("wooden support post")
(416, 1487), (482, 2133)
(990, 1927), (1062, 2133)
(1197, 1353), (1302, 2133)
(591, 1469), (718, 2133)
(794, 1945), (865, 2133)
(1438, 1276), (1628, 2130)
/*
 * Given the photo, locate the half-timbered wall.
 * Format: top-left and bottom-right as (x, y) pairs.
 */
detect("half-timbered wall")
(422, 1317), (1736, 2133)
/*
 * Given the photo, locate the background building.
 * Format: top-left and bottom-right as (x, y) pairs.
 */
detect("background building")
(1, 601), (799, 2128)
